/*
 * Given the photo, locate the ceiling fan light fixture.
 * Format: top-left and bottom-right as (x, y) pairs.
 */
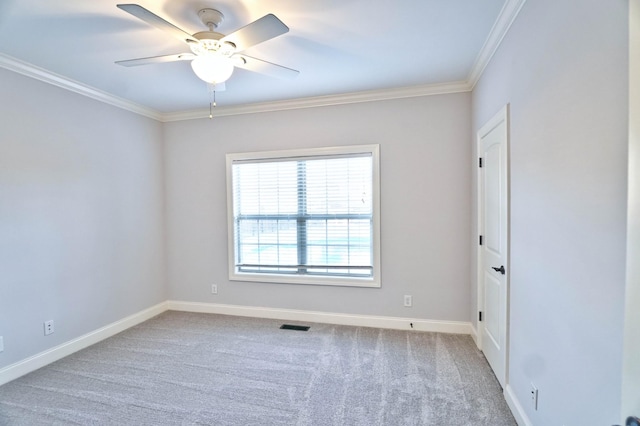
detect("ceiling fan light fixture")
(191, 56), (234, 84)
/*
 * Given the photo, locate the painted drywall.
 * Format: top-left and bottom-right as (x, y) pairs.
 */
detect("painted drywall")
(163, 94), (472, 321)
(471, 0), (628, 424)
(0, 68), (166, 369)
(623, 0), (640, 420)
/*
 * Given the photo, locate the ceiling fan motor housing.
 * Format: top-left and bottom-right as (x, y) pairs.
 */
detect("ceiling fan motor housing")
(190, 31), (236, 57)
(192, 9), (235, 58)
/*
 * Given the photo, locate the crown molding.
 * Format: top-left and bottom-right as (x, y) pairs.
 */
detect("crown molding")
(0, 53), (162, 121)
(161, 80), (472, 122)
(0, 0), (524, 122)
(467, 0), (527, 88)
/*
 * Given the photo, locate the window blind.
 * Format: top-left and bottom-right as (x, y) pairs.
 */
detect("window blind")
(231, 153), (374, 278)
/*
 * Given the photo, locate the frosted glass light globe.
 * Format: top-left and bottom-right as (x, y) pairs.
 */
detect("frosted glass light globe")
(191, 56), (234, 84)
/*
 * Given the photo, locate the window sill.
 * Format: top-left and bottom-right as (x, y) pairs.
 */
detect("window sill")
(229, 271), (381, 288)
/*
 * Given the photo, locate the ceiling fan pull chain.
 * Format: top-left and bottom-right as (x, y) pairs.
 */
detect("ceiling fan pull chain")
(207, 83), (217, 119)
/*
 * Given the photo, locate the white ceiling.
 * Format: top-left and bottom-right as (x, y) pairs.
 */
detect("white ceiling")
(0, 0), (510, 116)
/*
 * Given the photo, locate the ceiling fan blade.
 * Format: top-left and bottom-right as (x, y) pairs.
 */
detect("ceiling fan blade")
(234, 55), (299, 80)
(221, 14), (289, 52)
(117, 4), (198, 44)
(116, 53), (196, 67)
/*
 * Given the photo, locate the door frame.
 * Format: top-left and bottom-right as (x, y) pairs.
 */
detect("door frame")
(622, 0), (640, 419)
(476, 104), (511, 384)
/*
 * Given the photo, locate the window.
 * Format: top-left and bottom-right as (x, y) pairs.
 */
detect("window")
(226, 145), (380, 287)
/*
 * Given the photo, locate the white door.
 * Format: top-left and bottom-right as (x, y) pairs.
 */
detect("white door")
(477, 105), (509, 388)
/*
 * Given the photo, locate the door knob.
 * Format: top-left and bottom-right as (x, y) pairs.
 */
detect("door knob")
(492, 265), (505, 275)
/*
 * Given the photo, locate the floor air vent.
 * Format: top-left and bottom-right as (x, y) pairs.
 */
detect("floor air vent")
(280, 324), (310, 331)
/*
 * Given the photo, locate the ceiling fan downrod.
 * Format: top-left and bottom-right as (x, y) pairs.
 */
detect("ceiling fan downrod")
(198, 8), (224, 31)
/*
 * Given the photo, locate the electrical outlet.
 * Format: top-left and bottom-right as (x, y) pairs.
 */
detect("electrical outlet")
(44, 320), (54, 336)
(211, 284), (218, 294)
(403, 295), (412, 307)
(0, 336), (4, 352)
(530, 383), (538, 410)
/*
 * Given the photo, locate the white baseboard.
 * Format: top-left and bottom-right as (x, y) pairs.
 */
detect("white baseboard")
(0, 300), (472, 386)
(167, 300), (472, 335)
(0, 301), (168, 387)
(505, 384), (533, 426)
(469, 324), (479, 347)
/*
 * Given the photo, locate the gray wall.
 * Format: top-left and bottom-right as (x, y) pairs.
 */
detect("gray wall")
(163, 94), (473, 321)
(0, 69), (167, 369)
(471, 0), (628, 423)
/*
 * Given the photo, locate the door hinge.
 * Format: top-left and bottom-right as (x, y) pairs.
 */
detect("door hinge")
(479, 235), (483, 245)
(479, 311), (483, 322)
(479, 157), (483, 168)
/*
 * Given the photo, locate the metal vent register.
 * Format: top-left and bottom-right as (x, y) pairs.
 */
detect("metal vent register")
(279, 324), (310, 331)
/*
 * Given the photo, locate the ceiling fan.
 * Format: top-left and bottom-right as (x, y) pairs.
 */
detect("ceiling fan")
(115, 4), (299, 89)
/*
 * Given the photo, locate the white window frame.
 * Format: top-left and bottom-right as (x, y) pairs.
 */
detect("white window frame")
(226, 144), (381, 288)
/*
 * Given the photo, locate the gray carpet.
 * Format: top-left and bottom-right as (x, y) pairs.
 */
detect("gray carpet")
(0, 311), (516, 425)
